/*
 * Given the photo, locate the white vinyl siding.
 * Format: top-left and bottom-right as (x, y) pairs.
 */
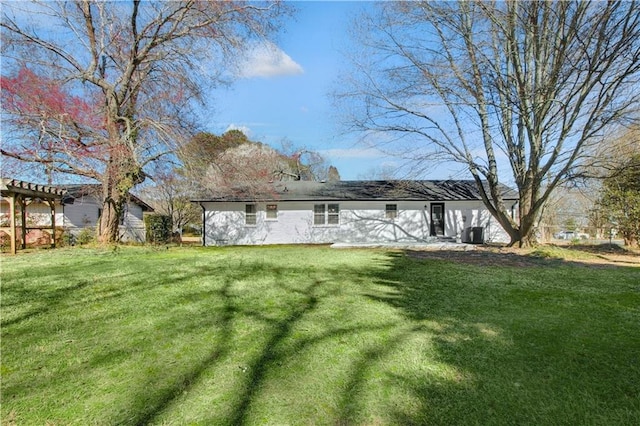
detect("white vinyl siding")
(0, 195), (148, 242)
(201, 200), (512, 246)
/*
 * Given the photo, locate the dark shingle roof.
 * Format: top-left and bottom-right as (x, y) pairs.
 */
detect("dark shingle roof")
(194, 180), (518, 202)
(60, 184), (154, 212)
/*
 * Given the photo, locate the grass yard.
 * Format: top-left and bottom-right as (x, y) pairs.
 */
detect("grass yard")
(1, 245), (639, 425)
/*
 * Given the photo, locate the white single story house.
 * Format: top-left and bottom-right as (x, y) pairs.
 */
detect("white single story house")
(193, 180), (519, 246)
(1, 179), (154, 245)
(56, 184), (154, 242)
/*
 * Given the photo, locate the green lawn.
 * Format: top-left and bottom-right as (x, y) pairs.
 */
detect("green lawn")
(1, 245), (639, 425)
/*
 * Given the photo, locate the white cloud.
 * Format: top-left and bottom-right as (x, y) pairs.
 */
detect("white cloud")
(319, 148), (387, 159)
(225, 123), (252, 137)
(237, 41), (304, 78)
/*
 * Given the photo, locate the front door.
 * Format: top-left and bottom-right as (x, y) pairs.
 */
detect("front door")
(430, 203), (445, 236)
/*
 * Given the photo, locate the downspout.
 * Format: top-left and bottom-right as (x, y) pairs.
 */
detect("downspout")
(198, 202), (206, 247)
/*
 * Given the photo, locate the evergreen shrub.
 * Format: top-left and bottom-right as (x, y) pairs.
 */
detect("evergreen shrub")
(144, 214), (172, 244)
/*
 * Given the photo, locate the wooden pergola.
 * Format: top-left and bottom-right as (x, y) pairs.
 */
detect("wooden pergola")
(1, 178), (69, 255)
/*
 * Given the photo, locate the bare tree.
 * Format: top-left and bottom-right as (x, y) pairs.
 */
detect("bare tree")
(338, 1), (640, 247)
(1, 0), (289, 242)
(177, 130), (251, 181)
(579, 125), (640, 179)
(140, 169), (201, 236)
(202, 142), (300, 200)
(276, 138), (334, 181)
(278, 148), (329, 181)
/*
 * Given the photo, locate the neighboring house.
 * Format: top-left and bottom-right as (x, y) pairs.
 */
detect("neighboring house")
(193, 180), (519, 246)
(1, 181), (153, 244)
(58, 184), (154, 242)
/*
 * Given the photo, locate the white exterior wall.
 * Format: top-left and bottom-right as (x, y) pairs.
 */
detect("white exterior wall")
(1, 196), (147, 242)
(60, 195), (101, 230)
(120, 202), (146, 242)
(201, 200), (511, 246)
(62, 195), (147, 242)
(1, 199), (61, 228)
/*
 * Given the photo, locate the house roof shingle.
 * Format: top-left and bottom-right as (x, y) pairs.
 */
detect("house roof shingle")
(58, 184), (155, 212)
(193, 180), (518, 203)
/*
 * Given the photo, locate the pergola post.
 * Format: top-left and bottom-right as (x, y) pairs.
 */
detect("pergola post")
(8, 194), (16, 255)
(19, 195), (27, 250)
(48, 199), (56, 248)
(1, 178), (67, 254)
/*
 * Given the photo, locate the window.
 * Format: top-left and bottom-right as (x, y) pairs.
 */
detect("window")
(328, 204), (340, 224)
(385, 204), (398, 219)
(314, 203), (340, 225)
(245, 204), (256, 225)
(314, 204), (325, 225)
(266, 204), (278, 220)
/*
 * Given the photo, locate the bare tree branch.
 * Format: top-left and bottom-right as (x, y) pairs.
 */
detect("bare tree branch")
(338, 0), (640, 247)
(1, 0), (290, 242)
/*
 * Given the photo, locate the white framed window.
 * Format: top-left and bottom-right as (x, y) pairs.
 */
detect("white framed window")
(385, 204), (398, 219)
(245, 204), (257, 225)
(314, 204), (325, 225)
(328, 203), (340, 224)
(314, 203), (340, 225)
(266, 204), (278, 220)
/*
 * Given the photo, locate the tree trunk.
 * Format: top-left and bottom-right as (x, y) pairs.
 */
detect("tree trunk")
(623, 235), (638, 248)
(98, 195), (124, 243)
(513, 230), (537, 248)
(96, 144), (145, 243)
(498, 187), (540, 248)
(98, 167), (128, 243)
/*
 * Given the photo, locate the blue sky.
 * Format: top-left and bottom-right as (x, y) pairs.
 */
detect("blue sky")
(2, 0), (471, 182)
(206, 1), (412, 180)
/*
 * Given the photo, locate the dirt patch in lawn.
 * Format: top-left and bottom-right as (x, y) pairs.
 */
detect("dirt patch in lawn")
(405, 244), (640, 269)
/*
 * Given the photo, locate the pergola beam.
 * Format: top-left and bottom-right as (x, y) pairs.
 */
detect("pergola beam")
(1, 178), (67, 254)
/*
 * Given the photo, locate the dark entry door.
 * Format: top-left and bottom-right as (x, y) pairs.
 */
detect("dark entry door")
(430, 203), (445, 236)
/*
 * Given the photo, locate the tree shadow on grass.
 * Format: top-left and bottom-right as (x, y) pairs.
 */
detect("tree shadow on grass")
(5, 247), (638, 425)
(112, 261), (378, 425)
(225, 278), (323, 426)
(1, 258), (223, 410)
(3, 260), (248, 424)
(363, 251), (640, 425)
(120, 256), (426, 426)
(128, 278), (237, 425)
(136, 276), (324, 424)
(1, 255), (200, 329)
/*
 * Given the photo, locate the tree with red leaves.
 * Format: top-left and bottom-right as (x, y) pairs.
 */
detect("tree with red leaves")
(1, 1), (289, 243)
(1, 68), (106, 180)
